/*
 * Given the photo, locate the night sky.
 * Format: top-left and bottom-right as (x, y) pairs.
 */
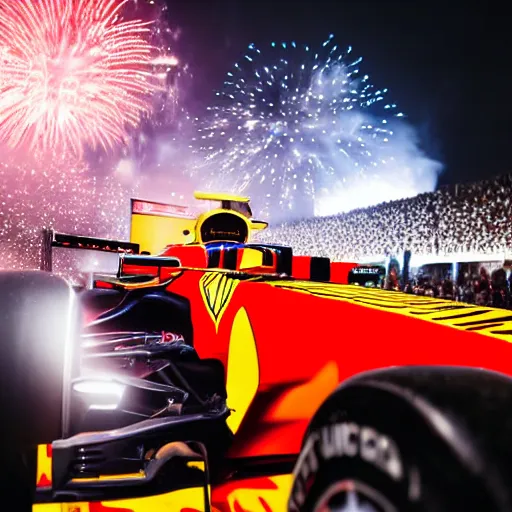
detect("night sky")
(167, 1), (508, 189)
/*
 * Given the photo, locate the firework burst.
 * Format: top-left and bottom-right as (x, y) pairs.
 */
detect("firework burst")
(195, 35), (438, 221)
(0, 0), (158, 159)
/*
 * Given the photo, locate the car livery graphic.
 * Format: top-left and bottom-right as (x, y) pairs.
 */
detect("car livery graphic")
(2, 192), (512, 512)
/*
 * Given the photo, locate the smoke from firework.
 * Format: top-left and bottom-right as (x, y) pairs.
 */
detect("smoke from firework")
(195, 35), (442, 221)
(0, 0), (158, 160)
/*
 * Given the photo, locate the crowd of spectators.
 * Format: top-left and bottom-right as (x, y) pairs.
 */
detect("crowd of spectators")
(384, 265), (512, 310)
(256, 173), (512, 309)
(256, 174), (512, 261)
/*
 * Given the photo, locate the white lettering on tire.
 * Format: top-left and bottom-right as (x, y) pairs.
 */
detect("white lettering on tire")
(318, 423), (403, 481)
(291, 422), (404, 510)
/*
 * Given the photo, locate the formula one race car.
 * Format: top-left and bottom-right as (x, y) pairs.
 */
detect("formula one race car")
(4, 192), (512, 512)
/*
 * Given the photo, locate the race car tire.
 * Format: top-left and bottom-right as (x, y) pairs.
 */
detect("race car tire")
(289, 366), (512, 512)
(0, 271), (78, 505)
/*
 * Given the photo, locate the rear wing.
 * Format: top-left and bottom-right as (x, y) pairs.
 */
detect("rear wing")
(40, 229), (140, 272)
(130, 198), (200, 254)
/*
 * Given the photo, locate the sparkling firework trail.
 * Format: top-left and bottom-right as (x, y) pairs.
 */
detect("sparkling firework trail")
(0, 157), (191, 277)
(0, 0), (158, 158)
(0, 159), (130, 280)
(196, 35), (439, 221)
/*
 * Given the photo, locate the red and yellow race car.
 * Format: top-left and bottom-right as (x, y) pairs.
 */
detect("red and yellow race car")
(3, 192), (512, 512)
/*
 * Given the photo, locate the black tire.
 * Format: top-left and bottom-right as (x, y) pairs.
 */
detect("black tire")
(289, 366), (512, 512)
(0, 271), (79, 506)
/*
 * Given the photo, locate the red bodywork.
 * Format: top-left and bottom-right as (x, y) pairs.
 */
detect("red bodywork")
(167, 269), (512, 459)
(36, 242), (512, 512)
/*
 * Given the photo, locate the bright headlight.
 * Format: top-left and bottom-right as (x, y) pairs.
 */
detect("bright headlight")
(73, 379), (125, 410)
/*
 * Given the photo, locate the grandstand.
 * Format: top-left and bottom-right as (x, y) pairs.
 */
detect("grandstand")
(255, 173), (512, 308)
(256, 173), (512, 268)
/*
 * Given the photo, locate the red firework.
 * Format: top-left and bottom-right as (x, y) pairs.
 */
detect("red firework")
(0, 0), (157, 158)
